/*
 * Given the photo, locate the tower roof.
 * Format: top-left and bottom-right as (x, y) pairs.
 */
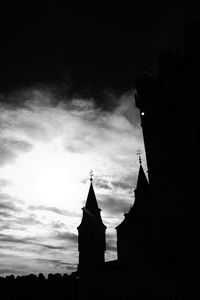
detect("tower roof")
(85, 181), (100, 213)
(135, 164), (149, 192)
(78, 178), (106, 229)
(116, 163), (149, 230)
(133, 164), (149, 209)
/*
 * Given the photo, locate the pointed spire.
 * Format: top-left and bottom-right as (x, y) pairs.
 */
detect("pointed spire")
(136, 163), (149, 191)
(116, 157), (149, 231)
(78, 172), (106, 229)
(85, 180), (100, 213)
(132, 160), (149, 210)
(85, 171), (100, 213)
(135, 150), (148, 190)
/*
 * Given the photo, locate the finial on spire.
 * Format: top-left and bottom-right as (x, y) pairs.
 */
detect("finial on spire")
(89, 170), (94, 182)
(137, 149), (142, 165)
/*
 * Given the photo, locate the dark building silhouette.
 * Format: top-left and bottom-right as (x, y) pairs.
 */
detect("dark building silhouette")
(135, 28), (200, 262)
(77, 21), (200, 299)
(2, 19), (200, 300)
(133, 20), (200, 298)
(77, 175), (106, 274)
(77, 164), (153, 300)
(116, 158), (151, 263)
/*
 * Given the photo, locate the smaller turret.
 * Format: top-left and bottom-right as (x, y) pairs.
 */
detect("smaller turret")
(77, 172), (106, 273)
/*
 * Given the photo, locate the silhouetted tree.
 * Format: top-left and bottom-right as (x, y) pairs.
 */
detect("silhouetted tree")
(0, 273), (78, 300)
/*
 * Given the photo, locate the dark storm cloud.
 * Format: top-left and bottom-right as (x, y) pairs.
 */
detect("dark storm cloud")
(0, 102), (49, 142)
(0, 196), (41, 232)
(0, 234), (30, 244)
(50, 221), (67, 229)
(0, 193), (22, 212)
(106, 234), (117, 252)
(28, 205), (80, 217)
(0, 265), (30, 275)
(0, 83), (138, 122)
(99, 90), (140, 125)
(0, 201), (16, 211)
(32, 242), (66, 252)
(34, 258), (75, 268)
(111, 181), (132, 191)
(111, 173), (138, 192)
(94, 177), (112, 191)
(0, 194), (18, 229)
(0, 233), (66, 251)
(99, 196), (131, 215)
(106, 242), (117, 252)
(0, 136), (33, 166)
(0, 4), (199, 100)
(0, 87), (60, 109)
(53, 231), (78, 244)
(0, 211), (12, 218)
(0, 89), (141, 156)
(15, 215), (41, 226)
(0, 268), (18, 275)
(66, 265), (77, 271)
(40, 244), (66, 250)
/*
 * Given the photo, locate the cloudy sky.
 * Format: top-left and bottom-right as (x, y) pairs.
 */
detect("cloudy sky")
(0, 3), (198, 277)
(0, 87), (146, 276)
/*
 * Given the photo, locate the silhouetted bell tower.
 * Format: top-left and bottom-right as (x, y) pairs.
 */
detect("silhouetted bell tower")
(77, 172), (106, 273)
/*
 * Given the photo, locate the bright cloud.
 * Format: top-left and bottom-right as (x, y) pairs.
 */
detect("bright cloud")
(0, 88), (146, 276)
